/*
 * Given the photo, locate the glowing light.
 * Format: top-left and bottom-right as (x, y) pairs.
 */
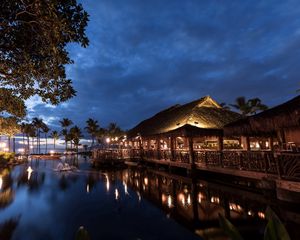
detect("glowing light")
(18, 148), (25, 153)
(198, 192), (205, 203)
(162, 194), (167, 203)
(229, 203), (242, 212)
(178, 193), (185, 206)
(0, 142), (6, 148)
(106, 138), (110, 143)
(30, 145), (34, 149)
(105, 175), (110, 192)
(137, 191), (141, 202)
(123, 181), (129, 195)
(49, 150), (55, 155)
(210, 196), (220, 204)
(248, 210), (254, 216)
(258, 211), (265, 219)
(27, 166), (33, 180)
(187, 194), (191, 205)
(266, 141), (269, 148)
(135, 180), (139, 188)
(0, 176), (2, 190)
(3, 148), (9, 152)
(86, 184), (90, 193)
(115, 189), (119, 200)
(144, 177), (148, 186)
(167, 195), (172, 208)
(255, 142), (260, 148)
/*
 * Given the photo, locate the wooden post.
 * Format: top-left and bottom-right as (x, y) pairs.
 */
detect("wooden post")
(218, 135), (224, 151)
(170, 136), (174, 161)
(188, 137), (195, 166)
(268, 137), (274, 151)
(277, 129), (286, 149)
(156, 137), (161, 160)
(218, 135), (224, 167)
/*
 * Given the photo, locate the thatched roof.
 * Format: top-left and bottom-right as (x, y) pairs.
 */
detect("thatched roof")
(224, 95), (300, 136)
(127, 96), (241, 138)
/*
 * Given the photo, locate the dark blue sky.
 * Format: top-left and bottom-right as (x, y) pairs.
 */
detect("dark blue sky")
(27, 0), (300, 130)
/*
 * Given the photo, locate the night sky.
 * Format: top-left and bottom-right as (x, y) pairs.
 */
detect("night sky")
(27, 0), (300, 131)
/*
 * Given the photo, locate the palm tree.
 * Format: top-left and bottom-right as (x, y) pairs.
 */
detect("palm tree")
(23, 123), (35, 154)
(248, 98), (268, 115)
(85, 118), (99, 147)
(230, 97), (251, 116)
(50, 131), (60, 151)
(59, 118), (73, 152)
(69, 126), (83, 153)
(41, 123), (50, 154)
(20, 122), (26, 149)
(32, 118), (44, 154)
(96, 127), (107, 144)
(107, 122), (123, 139)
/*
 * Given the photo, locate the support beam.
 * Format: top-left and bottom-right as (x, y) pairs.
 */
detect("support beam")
(218, 135), (224, 151)
(188, 137), (195, 166)
(170, 136), (174, 161)
(241, 136), (250, 151)
(268, 137), (274, 151)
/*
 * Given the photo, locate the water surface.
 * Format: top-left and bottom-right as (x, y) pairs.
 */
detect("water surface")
(1, 157), (299, 240)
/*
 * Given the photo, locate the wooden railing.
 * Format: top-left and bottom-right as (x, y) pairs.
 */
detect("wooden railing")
(93, 148), (300, 182)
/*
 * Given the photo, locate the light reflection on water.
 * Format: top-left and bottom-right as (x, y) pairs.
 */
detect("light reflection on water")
(0, 157), (300, 240)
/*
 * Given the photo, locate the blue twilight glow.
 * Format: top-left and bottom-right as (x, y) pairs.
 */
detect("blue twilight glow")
(26, 0), (300, 130)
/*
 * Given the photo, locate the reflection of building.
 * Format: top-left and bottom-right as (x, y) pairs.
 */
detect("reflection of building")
(122, 168), (300, 239)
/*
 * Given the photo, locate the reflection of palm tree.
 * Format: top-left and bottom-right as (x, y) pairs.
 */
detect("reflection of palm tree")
(85, 118), (99, 147)
(59, 118), (73, 152)
(50, 131), (59, 151)
(0, 217), (19, 239)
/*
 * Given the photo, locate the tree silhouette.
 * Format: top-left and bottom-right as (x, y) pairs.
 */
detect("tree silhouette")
(50, 131), (60, 151)
(85, 118), (99, 147)
(59, 118), (73, 152)
(230, 97), (268, 116)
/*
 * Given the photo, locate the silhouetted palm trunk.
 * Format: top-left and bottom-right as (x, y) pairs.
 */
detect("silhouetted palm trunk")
(27, 136), (30, 154)
(13, 137), (15, 153)
(45, 133), (47, 154)
(8, 136), (10, 152)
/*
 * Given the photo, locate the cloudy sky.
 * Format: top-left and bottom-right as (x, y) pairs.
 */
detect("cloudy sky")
(27, 0), (300, 131)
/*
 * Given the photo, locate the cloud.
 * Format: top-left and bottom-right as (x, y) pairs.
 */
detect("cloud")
(28, 0), (300, 131)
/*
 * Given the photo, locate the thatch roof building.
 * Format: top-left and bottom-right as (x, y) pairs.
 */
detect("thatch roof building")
(128, 96), (241, 138)
(224, 95), (300, 147)
(224, 95), (300, 136)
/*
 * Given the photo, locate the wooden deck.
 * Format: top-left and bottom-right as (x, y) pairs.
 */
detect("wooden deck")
(93, 148), (300, 199)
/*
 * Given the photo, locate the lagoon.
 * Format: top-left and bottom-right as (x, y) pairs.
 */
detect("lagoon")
(0, 157), (299, 240)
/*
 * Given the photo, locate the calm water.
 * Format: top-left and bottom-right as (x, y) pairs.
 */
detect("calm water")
(0, 157), (299, 240)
